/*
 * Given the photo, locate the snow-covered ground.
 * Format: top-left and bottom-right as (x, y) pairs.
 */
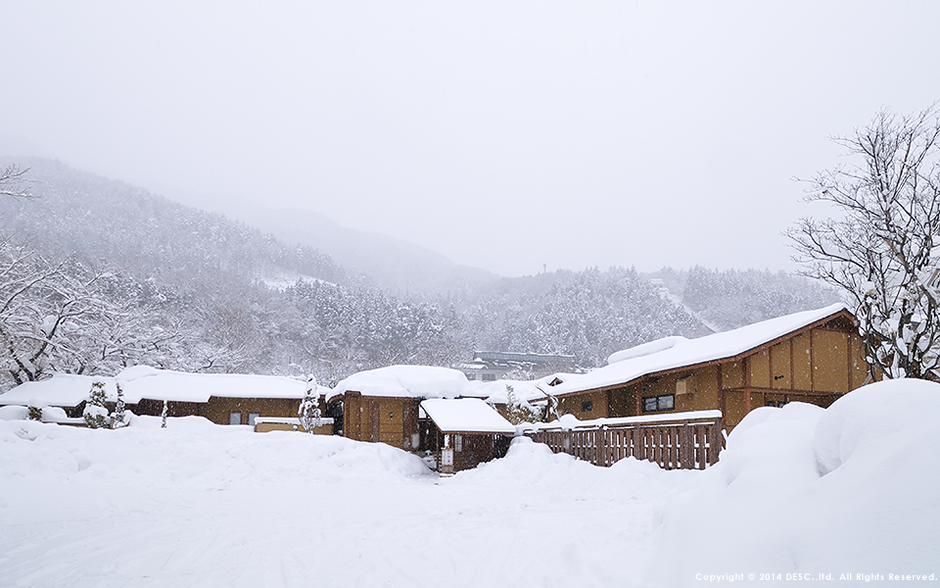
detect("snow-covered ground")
(1, 380), (938, 587)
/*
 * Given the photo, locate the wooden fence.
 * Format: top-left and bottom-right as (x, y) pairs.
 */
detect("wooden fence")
(523, 412), (725, 470)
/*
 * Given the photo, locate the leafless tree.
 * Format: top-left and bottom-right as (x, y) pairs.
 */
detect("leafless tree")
(0, 164), (34, 200)
(788, 105), (940, 380)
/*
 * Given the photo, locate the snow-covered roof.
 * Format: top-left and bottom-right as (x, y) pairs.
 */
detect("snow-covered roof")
(465, 373), (573, 404)
(0, 374), (110, 408)
(328, 365), (482, 402)
(420, 398), (515, 434)
(551, 304), (852, 397)
(0, 366), (324, 407)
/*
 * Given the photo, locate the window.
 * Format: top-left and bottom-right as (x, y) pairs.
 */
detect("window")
(455, 434), (463, 452)
(466, 373), (476, 380)
(248, 412), (261, 427)
(482, 373), (497, 381)
(580, 401), (593, 412)
(642, 394), (675, 413)
(229, 412), (242, 425)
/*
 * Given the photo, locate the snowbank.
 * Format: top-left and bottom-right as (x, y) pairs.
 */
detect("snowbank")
(646, 378), (940, 584)
(1, 378), (936, 587)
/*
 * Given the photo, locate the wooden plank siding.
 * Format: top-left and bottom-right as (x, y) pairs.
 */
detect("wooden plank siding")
(331, 393), (422, 451)
(552, 311), (868, 430)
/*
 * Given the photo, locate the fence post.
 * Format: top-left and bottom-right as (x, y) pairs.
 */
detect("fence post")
(707, 418), (723, 466)
(680, 422), (693, 469)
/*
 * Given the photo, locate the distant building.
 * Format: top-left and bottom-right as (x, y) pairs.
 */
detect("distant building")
(454, 351), (577, 382)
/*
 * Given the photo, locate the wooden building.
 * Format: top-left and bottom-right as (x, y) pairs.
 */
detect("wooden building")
(420, 398), (515, 472)
(548, 304), (869, 430)
(327, 365), (490, 452)
(0, 366), (322, 427)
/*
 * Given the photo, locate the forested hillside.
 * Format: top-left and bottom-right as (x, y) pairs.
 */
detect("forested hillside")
(646, 266), (840, 331)
(0, 158), (841, 391)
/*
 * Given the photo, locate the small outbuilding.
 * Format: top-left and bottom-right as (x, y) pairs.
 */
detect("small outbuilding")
(420, 398), (516, 472)
(327, 365), (493, 452)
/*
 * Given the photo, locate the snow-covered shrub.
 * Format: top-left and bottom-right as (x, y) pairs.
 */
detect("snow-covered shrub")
(111, 382), (128, 428)
(41, 406), (69, 423)
(26, 399), (46, 421)
(83, 381), (109, 429)
(504, 384), (540, 425)
(298, 375), (321, 433)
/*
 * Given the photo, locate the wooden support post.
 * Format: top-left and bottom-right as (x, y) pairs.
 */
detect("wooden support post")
(680, 423), (693, 470)
(743, 357), (752, 415)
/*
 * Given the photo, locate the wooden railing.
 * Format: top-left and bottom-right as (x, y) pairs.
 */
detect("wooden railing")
(522, 411), (725, 470)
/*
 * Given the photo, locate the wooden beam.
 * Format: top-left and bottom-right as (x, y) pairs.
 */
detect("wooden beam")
(810, 329), (816, 392)
(635, 381), (642, 416)
(846, 332), (854, 392)
(789, 337), (795, 388)
(768, 343), (774, 389)
(743, 357), (752, 414)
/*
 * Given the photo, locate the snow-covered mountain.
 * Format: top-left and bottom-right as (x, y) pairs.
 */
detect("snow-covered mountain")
(0, 156), (839, 391)
(231, 206), (498, 296)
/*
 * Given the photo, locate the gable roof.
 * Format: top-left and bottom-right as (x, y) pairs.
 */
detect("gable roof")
(420, 398), (515, 434)
(549, 304), (853, 398)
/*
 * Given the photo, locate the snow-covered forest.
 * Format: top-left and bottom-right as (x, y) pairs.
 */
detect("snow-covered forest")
(0, 157), (838, 390)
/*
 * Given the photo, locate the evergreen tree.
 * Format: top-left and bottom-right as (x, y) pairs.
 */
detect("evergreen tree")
(83, 381), (109, 429)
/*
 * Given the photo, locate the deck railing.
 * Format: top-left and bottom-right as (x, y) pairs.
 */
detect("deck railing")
(522, 410), (725, 470)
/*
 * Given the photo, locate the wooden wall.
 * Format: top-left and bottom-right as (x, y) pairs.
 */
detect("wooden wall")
(202, 397), (300, 426)
(135, 396), (305, 425)
(338, 393), (420, 450)
(255, 421), (333, 434)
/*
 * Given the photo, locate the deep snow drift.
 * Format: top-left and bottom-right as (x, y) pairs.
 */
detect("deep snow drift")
(1, 380), (938, 587)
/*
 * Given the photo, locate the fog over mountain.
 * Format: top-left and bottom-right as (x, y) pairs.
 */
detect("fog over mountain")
(0, 157), (838, 391)
(229, 207), (499, 296)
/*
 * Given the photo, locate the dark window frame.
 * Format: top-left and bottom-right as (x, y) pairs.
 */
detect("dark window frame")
(642, 394), (675, 413)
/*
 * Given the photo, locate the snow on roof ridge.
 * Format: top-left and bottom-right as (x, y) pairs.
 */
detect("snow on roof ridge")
(608, 336), (689, 365)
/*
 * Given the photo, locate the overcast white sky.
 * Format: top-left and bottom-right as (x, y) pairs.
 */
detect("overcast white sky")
(2, 1), (938, 277)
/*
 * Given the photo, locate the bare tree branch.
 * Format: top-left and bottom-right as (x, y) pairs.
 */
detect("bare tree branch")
(0, 164), (35, 200)
(787, 105), (940, 380)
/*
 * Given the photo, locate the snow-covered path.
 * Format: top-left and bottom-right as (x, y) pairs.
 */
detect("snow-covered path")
(0, 419), (687, 588)
(3, 378), (939, 587)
